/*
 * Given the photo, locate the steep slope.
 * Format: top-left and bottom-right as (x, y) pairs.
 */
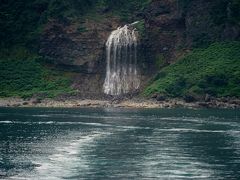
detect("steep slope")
(0, 54), (73, 98)
(0, 0), (239, 99)
(144, 42), (240, 99)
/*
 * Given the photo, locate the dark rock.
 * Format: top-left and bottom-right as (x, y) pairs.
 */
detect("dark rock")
(13, 103), (21, 107)
(204, 94), (211, 102)
(22, 102), (29, 105)
(99, 6), (110, 14)
(229, 99), (240, 105)
(216, 102), (223, 108)
(163, 47), (168, 51)
(165, 104), (170, 108)
(32, 98), (41, 104)
(221, 98), (228, 103)
(23, 97), (31, 101)
(184, 95), (196, 103)
(156, 95), (166, 101)
(151, 93), (158, 99)
(39, 19), (118, 74)
(198, 102), (209, 108)
(39, 18), (123, 97)
(34, 0), (240, 100)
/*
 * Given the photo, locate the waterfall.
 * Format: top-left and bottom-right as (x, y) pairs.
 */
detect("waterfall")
(103, 22), (140, 96)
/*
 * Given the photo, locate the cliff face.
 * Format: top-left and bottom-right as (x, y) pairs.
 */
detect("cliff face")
(185, 0), (240, 44)
(143, 0), (185, 65)
(40, 18), (121, 73)
(37, 0), (240, 97)
(1, 0), (239, 98)
(143, 0), (240, 65)
(39, 17), (122, 97)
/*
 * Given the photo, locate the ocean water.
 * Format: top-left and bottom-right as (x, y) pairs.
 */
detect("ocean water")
(0, 107), (240, 179)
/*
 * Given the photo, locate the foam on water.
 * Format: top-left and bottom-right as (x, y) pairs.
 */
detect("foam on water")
(11, 131), (112, 179)
(1, 108), (240, 179)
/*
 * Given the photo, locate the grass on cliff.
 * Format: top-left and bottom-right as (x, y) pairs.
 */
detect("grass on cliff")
(0, 50), (74, 98)
(144, 42), (240, 98)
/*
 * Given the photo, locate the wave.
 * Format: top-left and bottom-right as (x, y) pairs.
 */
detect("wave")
(0, 120), (239, 134)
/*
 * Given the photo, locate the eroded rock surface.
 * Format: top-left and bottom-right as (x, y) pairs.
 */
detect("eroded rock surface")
(38, 0), (240, 97)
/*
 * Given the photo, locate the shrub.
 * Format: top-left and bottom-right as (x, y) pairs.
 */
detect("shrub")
(144, 41), (240, 98)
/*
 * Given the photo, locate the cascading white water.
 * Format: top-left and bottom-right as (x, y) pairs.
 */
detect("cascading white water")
(103, 22), (140, 96)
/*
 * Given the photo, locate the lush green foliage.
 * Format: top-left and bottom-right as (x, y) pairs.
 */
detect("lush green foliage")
(0, 53), (74, 98)
(144, 42), (240, 98)
(97, 0), (150, 18)
(0, 0), (150, 98)
(1, 0), (239, 99)
(132, 20), (145, 36)
(0, 0), (97, 49)
(0, 1), (42, 49)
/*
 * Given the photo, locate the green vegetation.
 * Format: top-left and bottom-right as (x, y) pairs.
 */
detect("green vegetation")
(0, 51), (74, 98)
(1, 0), (239, 99)
(0, 0), (98, 50)
(0, 0), (150, 50)
(144, 42), (240, 98)
(155, 54), (167, 69)
(97, 0), (150, 21)
(180, 0), (240, 24)
(0, 0), (150, 98)
(133, 20), (145, 36)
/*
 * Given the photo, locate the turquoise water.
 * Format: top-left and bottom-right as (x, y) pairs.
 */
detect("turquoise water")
(0, 107), (240, 179)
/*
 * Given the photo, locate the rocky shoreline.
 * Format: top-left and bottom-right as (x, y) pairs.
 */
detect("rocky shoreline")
(0, 97), (239, 109)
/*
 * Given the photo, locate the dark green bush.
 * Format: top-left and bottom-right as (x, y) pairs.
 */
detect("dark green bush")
(0, 55), (73, 98)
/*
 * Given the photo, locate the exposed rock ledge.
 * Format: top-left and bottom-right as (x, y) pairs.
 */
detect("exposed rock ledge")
(0, 98), (239, 109)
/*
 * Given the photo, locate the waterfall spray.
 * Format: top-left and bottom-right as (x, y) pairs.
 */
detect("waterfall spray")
(103, 22), (140, 96)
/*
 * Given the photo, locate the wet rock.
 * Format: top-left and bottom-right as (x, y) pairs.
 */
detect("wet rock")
(13, 103), (21, 107)
(198, 102), (209, 108)
(156, 95), (166, 101)
(211, 100), (217, 107)
(23, 97), (31, 101)
(22, 102), (29, 105)
(228, 99), (240, 107)
(32, 98), (41, 104)
(184, 95), (196, 103)
(151, 93), (158, 99)
(165, 104), (170, 108)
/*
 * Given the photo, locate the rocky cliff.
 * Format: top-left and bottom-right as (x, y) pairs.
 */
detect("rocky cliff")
(39, 17), (122, 98)
(143, 0), (240, 64)
(1, 0), (239, 99)
(37, 0), (239, 97)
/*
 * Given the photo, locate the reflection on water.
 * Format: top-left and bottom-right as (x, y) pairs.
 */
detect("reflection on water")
(0, 108), (240, 179)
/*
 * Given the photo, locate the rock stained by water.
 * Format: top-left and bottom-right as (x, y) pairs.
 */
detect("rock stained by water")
(103, 23), (140, 95)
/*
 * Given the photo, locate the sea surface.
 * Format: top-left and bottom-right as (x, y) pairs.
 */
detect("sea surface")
(0, 107), (240, 179)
